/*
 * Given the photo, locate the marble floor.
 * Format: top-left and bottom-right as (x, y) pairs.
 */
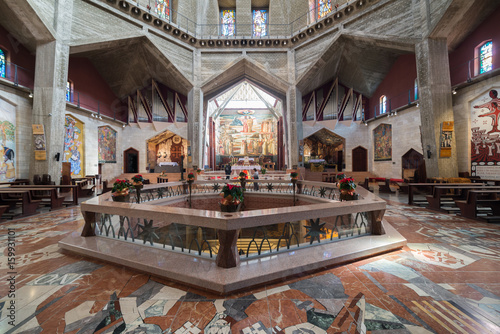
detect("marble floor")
(1, 192), (500, 333)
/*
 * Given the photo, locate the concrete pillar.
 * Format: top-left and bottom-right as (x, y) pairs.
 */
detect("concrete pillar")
(30, 0), (73, 182)
(188, 87), (203, 169)
(416, 38), (458, 178)
(236, 0), (251, 36)
(286, 50), (299, 168)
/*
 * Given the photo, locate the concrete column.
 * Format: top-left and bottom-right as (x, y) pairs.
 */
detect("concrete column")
(188, 87), (203, 169)
(416, 38), (458, 178)
(236, 0), (251, 36)
(286, 50), (299, 168)
(30, 0), (73, 182)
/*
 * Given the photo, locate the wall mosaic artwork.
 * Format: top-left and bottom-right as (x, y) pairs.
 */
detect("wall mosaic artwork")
(98, 126), (117, 163)
(471, 88), (500, 179)
(0, 107), (15, 181)
(63, 115), (84, 178)
(374, 123), (392, 161)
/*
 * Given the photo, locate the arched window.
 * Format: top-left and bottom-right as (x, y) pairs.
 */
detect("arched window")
(220, 9), (236, 36)
(0, 48), (6, 78)
(414, 79), (418, 101)
(380, 95), (387, 114)
(66, 81), (73, 102)
(252, 9), (268, 37)
(155, 0), (170, 20)
(475, 40), (493, 76)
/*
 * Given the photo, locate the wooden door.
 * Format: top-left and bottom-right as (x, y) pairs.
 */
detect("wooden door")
(352, 146), (367, 171)
(124, 148), (139, 173)
(170, 144), (183, 164)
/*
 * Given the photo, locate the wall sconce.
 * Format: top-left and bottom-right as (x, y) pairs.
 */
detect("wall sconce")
(29, 91), (33, 98)
(426, 145), (432, 159)
(163, 152), (168, 158)
(452, 89), (457, 95)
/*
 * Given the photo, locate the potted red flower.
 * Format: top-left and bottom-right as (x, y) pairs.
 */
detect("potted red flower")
(111, 179), (132, 202)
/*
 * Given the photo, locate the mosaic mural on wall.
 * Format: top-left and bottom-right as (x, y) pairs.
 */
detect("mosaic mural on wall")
(0, 108), (15, 181)
(373, 123), (392, 161)
(216, 109), (277, 157)
(471, 88), (500, 179)
(98, 126), (117, 163)
(63, 115), (84, 178)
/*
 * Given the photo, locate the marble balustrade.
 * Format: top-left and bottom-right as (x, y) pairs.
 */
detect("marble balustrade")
(80, 180), (386, 268)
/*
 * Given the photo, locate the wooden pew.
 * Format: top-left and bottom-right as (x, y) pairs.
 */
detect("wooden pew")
(408, 183), (480, 205)
(0, 189), (43, 217)
(455, 189), (500, 222)
(425, 185), (500, 211)
(378, 178), (395, 193)
(358, 177), (373, 192)
(11, 185), (79, 206)
(73, 179), (95, 197)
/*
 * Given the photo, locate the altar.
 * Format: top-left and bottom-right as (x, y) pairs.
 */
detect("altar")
(231, 165), (261, 171)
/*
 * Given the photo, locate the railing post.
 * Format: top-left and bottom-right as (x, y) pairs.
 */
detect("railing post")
(408, 89), (411, 105)
(14, 64), (18, 86)
(77, 92), (80, 107)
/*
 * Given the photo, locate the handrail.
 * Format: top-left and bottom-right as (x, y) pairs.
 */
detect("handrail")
(110, 0), (354, 39)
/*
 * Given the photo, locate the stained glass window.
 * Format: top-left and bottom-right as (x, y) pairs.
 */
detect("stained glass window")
(252, 9), (268, 37)
(317, 0), (332, 19)
(479, 41), (493, 74)
(0, 49), (5, 78)
(221, 9), (236, 36)
(155, 0), (170, 20)
(380, 95), (387, 114)
(66, 81), (72, 102)
(414, 79), (418, 101)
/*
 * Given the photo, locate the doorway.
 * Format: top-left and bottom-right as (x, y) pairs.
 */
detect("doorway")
(124, 148), (139, 173)
(401, 148), (424, 181)
(352, 146), (368, 171)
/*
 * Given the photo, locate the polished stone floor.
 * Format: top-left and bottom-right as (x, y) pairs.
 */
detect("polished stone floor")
(1, 191), (499, 333)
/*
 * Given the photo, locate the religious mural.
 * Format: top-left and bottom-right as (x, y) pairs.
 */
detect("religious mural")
(0, 108), (15, 181)
(98, 126), (117, 163)
(216, 110), (277, 157)
(63, 115), (84, 178)
(373, 123), (392, 161)
(471, 88), (500, 179)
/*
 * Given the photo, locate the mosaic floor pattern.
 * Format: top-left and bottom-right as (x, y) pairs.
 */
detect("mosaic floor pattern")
(1, 199), (500, 333)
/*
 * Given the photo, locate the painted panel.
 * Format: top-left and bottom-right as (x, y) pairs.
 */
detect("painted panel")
(0, 107), (16, 181)
(63, 115), (84, 178)
(374, 124), (392, 161)
(471, 89), (500, 179)
(98, 126), (117, 163)
(216, 110), (277, 156)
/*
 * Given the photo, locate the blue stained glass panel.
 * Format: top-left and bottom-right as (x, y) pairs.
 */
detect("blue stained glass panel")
(221, 9), (236, 36)
(155, 0), (170, 20)
(252, 9), (268, 37)
(66, 81), (72, 102)
(0, 49), (5, 78)
(479, 41), (493, 74)
(317, 0), (332, 19)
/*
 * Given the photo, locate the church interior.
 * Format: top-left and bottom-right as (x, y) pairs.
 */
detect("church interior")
(1, 0), (500, 332)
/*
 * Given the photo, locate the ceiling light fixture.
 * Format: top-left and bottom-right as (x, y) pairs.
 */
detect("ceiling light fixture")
(29, 91), (33, 98)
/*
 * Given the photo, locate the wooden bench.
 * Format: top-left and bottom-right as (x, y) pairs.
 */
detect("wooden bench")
(425, 185), (500, 211)
(11, 185), (79, 206)
(408, 183), (481, 205)
(378, 178), (395, 193)
(358, 178), (373, 192)
(0, 189), (43, 217)
(455, 189), (500, 221)
(74, 179), (95, 197)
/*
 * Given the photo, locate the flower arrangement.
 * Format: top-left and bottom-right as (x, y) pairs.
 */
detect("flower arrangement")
(196, 168), (202, 174)
(290, 172), (298, 179)
(131, 174), (144, 183)
(112, 179), (132, 195)
(261, 168), (267, 175)
(219, 184), (244, 205)
(338, 177), (356, 195)
(239, 172), (247, 179)
(187, 172), (195, 180)
(336, 173), (346, 181)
